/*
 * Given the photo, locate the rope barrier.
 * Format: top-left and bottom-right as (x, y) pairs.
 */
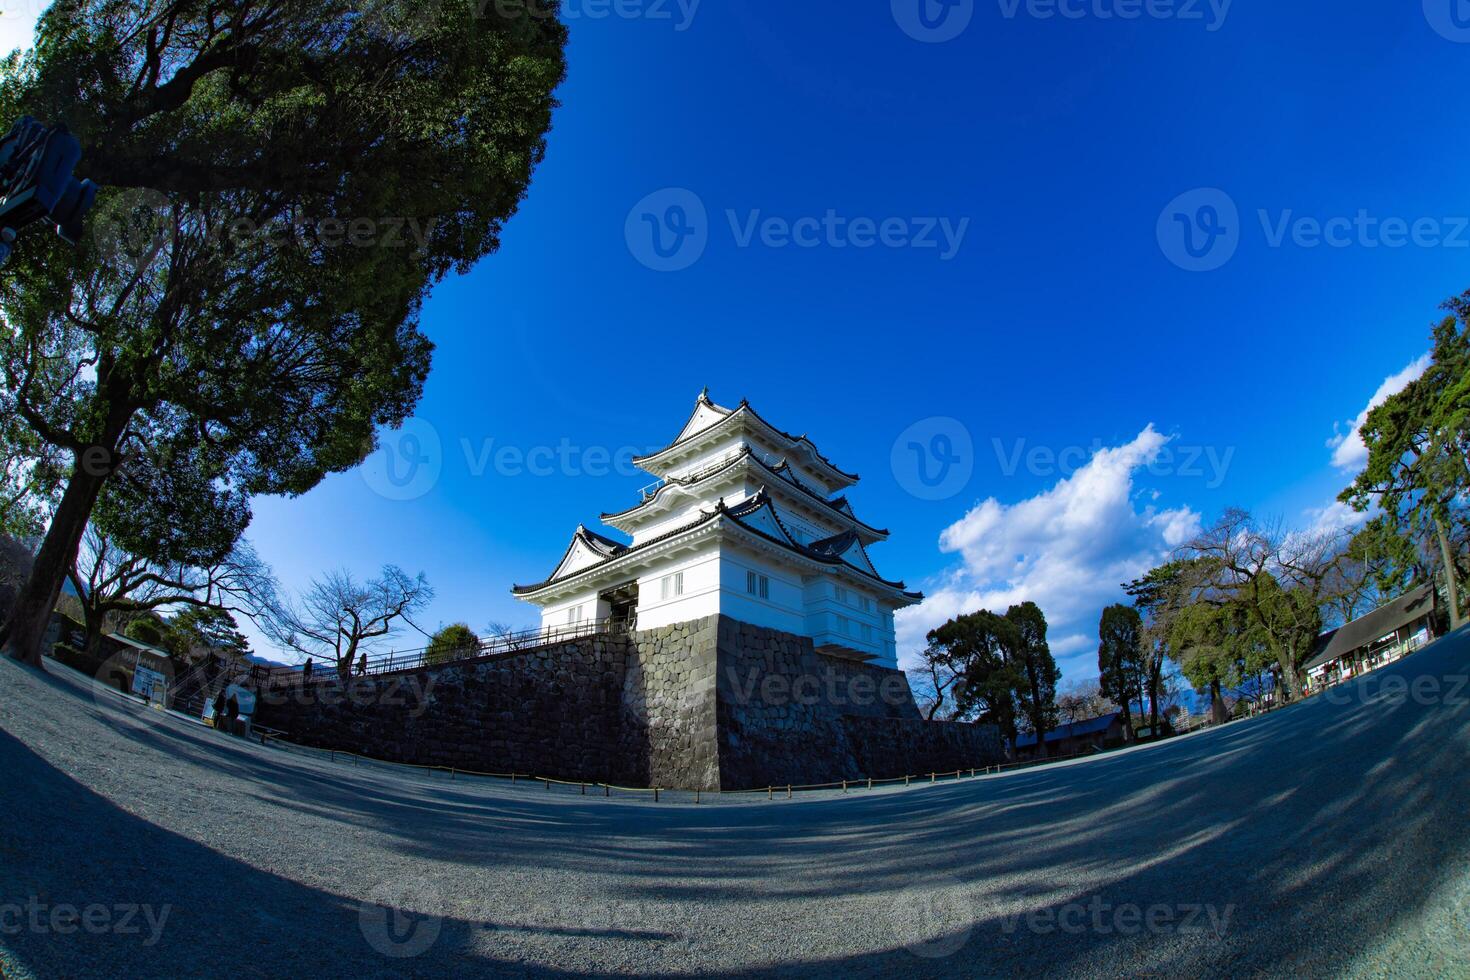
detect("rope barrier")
(256, 730), (1087, 804)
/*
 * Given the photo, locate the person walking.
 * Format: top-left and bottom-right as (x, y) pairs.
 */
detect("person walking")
(356, 653), (367, 676)
(212, 690), (228, 732)
(225, 692), (240, 736)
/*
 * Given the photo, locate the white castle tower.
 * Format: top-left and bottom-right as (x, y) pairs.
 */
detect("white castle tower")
(512, 391), (922, 668)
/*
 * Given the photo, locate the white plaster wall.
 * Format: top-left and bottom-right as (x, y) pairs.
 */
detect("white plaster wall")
(538, 593), (611, 634)
(633, 547), (723, 630)
(718, 548), (807, 635)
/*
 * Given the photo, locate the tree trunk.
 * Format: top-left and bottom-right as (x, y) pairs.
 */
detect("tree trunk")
(3, 461), (111, 667)
(1119, 700), (1134, 743)
(1148, 659), (1162, 732)
(1433, 514), (1464, 630)
(1209, 678), (1228, 725)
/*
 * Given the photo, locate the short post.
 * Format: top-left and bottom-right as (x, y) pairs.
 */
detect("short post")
(581, 782), (586, 796)
(970, 768), (975, 778)
(787, 785), (792, 799)
(605, 784), (610, 798)
(545, 778), (551, 792)
(695, 788), (700, 805)
(512, 773), (517, 784)
(905, 774), (910, 787)
(842, 780), (847, 794)
(867, 777), (873, 790)
(930, 772), (936, 784)
(767, 786), (773, 801)
(451, 767), (456, 781)
(654, 787), (660, 803)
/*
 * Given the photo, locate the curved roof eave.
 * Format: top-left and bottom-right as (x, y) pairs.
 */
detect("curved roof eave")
(632, 398), (859, 486)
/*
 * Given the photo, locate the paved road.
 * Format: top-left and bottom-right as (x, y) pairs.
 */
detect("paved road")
(3, 630), (1470, 978)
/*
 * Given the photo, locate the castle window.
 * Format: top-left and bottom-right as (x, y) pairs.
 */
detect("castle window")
(835, 586), (849, 605)
(859, 595), (872, 613)
(746, 571), (769, 599)
(838, 616), (851, 636)
(568, 604), (583, 625)
(661, 572), (684, 601)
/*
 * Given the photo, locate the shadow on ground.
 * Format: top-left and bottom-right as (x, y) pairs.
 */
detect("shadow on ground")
(3, 629), (1470, 976)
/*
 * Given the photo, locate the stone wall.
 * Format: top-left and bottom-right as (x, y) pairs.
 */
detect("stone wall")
(712, 617), (1002, 789)
(256, 633), (648, 785)
(255, 615), (1003, 791)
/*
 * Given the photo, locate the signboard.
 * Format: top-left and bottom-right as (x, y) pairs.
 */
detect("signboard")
(131, 664), (168, 704)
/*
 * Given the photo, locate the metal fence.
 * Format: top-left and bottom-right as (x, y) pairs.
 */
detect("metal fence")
(264, 618), (630, 689)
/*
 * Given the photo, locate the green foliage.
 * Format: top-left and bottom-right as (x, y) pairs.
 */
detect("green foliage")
(0, 0), (567, 660)
(424, 622), (479, 665)
(1341, 290), (1470, 626)
(169, 606), (250, 660)
(1005, 601), (1060, 738)
(926, 610), (1021, 738)
(1097, 604), (1143, 728)
(921, 601), (1061, 742)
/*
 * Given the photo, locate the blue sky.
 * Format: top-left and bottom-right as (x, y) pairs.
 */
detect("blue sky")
(9, 3), (1468, 680)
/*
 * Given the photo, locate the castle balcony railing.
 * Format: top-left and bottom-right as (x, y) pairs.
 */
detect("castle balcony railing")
(264, 617), (632, 688)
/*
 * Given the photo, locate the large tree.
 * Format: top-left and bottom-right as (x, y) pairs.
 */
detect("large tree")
(1341, 291), (1470, 630)
(1097, 604), (1143, 741)
(1185, 510), (1341, 700)
(1005, 601), (1060, 745)
(0, 0), (567, 665)
(68, 520), (274, 658)
(919, 610), (1020, 736)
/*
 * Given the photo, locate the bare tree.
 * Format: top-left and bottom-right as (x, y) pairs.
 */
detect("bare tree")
(1184, 509), (1352, 701)
(267, 566), (433, 680)
(68, 524), (277, 659)
(1055, 677), (1119, 725)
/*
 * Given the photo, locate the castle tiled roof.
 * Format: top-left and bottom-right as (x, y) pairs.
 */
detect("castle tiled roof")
(512, 489), (919, 600)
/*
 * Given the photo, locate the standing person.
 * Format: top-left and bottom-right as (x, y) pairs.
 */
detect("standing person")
(212, 690), (228, 732)
(357, 653), (367, 676)
(303, 658), (313, 684)
(225, 692), (240, 736)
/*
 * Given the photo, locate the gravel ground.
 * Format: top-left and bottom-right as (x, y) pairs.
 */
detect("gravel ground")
(3, 630), (1470, 978)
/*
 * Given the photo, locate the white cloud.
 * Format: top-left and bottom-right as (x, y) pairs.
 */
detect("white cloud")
(0, 3), (44, 59)
(1302, 499), (1370, 538)
(1328, 354), (1431, 472)
(896, 426), (1201, 680)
